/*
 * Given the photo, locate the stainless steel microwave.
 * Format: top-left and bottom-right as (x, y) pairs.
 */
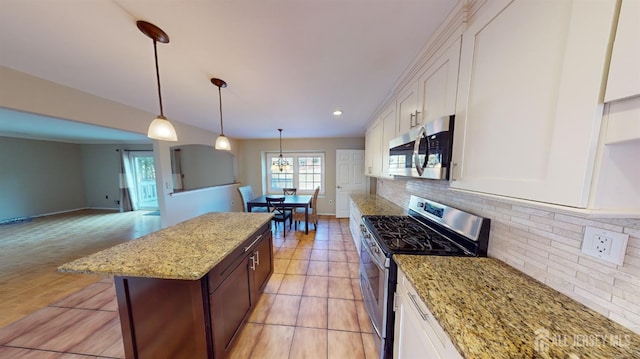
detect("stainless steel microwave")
(388, 115), (454, 180)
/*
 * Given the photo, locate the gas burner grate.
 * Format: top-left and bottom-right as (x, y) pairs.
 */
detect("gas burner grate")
(364, 215), (466, 255)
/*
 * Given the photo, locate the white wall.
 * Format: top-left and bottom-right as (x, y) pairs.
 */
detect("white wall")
(176, 144), (236, 190)
(80, 144), (153, 209)
(0, 136), (85, 221)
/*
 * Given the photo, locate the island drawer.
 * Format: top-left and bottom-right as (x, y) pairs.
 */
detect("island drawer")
(207, 222), (270, 293)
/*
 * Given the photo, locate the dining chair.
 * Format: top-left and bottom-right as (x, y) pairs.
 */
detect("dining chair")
(266, 196), (292, 235)
(293, 187), (320, 231)
(282, 188), (297, 195)
(282, 188), (297, 215)
(238, 185), (267, 213)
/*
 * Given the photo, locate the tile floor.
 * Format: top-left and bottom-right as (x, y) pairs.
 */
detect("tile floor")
(0, 216), (379, 359)
(228, 218), (379, 359)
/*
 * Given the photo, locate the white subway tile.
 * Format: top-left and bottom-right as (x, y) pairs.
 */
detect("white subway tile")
(546, 265), (577, 280)
(512, 204), (554, 218)
(549, 241), (583, 257)
(575, 267), (616, 286)
(511, 216), (553, 232)
(578, 256), (620, 273)
(544, 276), (576, 298)
(607, 312), (640, 335)
(546, 259), (578, 277)
(548, 250), (580, 264)
(552, 227), (584, 242)
(572, 286), (612, 316)
(613, 278), (640, 296)
(551, 219), (584, 235)
(554, 213), (624, 232)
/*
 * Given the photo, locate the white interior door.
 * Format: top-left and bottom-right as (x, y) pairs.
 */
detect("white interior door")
(335, 150), (367, 218)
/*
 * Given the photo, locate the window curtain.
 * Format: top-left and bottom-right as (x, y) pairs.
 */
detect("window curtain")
(119, 150), (134, 212)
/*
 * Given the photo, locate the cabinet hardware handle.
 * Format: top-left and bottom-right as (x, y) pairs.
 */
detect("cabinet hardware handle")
(414, 110), (421, 126)
(244, 234), (263, 252)
(250, 255), (256, 270)
(410, 112), (416, 127)
(255, 250), (260, 266)
(408, 293), (429, 321)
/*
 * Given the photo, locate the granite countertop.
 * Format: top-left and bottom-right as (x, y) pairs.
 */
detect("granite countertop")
(394, 255), (640, 358)
(350, 193), (406, 216)
(59, 212), (273, 281)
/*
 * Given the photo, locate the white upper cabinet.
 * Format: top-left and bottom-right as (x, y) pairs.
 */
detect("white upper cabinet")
(450, 0), (617, 207)
(397, 82), (420, 136)
(417, 37), (461, 127)
(364, 118), (382, 177)
(605, 0), (640, 102)
(380, 103), (397, 178)
(396, 37), (461, 138)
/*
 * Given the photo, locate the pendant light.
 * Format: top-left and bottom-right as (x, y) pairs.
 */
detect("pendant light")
(271, 128), (291, 172)
(211, 78), (231, 151)
(137, 20), (178, 142)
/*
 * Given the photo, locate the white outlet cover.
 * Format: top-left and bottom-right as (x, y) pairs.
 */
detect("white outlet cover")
(581, 226), (629, 265)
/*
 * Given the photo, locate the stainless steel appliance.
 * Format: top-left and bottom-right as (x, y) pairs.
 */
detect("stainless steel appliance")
(388, 115), (454, 180)
(358, 195), (490, 358)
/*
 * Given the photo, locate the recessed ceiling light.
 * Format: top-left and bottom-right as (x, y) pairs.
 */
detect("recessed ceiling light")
(333, 110), (343, 116)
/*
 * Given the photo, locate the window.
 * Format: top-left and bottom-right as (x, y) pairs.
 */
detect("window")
(266, 152), (324, 195)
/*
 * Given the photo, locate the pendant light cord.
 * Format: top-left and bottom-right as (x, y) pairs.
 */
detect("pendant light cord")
(153, 40), (164, 117)
(278, 129), (283, 155)
(218, 86), (224, 135)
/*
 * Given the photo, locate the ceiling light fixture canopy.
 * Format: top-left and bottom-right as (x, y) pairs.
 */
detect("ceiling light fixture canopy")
(211, 78), (230, 151)
(137, 20), (178, 142)
(271, 128), (291, 172)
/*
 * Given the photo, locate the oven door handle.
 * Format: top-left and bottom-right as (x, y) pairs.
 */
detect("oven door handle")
(413, 126), (426, 177)
(361, 236), (385, 271)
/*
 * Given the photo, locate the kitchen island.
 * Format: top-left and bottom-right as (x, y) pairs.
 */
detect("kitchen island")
(394, 255), (640, 358)
(59, 212), (274, 359)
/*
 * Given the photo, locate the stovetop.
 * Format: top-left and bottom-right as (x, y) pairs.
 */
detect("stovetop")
(363, 215), (470, 256)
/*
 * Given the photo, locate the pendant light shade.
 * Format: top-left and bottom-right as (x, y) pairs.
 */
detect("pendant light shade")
(271, 128), (291, 172)
(148, 115), (178, 141)
(211, 78), (231, 151)
(137, 20), (178, 142)
(215, 135), (231, 151)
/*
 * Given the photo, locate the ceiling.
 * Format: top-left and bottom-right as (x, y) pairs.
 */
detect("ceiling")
(0, 0), (456, 142)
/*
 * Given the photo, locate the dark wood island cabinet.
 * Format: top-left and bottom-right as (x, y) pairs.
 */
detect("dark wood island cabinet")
(59, 212), (274, 359)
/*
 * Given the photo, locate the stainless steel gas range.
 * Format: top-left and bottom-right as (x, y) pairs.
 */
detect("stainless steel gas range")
(358, 195), (490, 358)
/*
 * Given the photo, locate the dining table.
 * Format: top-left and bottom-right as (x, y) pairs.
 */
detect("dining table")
(247, 194), (313, 234)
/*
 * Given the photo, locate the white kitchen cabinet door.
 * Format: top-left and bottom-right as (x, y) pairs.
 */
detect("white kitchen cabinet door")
(393, 268), (462, 359)
(605, 0), (640, 102)
(364, 118), (382, 177)
(417, 37), (461, 126)
(397, 81), (420, 136)
(349, 199), (362, 252)
(380, 103), (397, 179)
(451, 0), (616, 207)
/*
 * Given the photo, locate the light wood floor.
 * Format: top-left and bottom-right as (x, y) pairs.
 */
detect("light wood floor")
(0, 209), (161, 327)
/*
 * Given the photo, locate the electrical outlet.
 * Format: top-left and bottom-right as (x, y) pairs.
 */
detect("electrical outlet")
(591, 235), (612, 256)
(581, 226), (629, 265)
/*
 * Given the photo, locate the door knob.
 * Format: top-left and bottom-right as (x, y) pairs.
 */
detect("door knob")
(337, 186), (342, 189)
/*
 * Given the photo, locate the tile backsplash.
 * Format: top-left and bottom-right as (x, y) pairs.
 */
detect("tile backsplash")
(377, 177), (640, 334)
